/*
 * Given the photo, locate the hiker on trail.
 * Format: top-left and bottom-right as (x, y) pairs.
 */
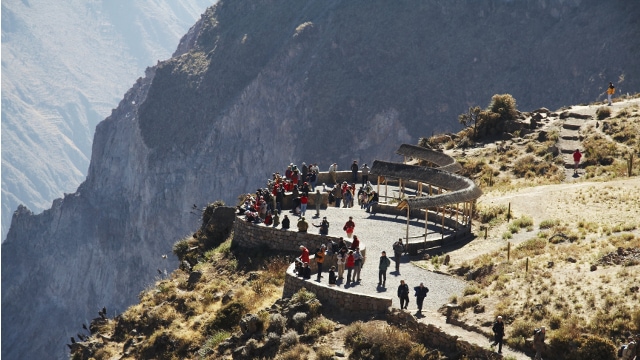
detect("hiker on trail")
(397, 280), (410, 310)
(351, 160), (359, 183)
(361, 163), (370, 187)
(393, 239), (404, 273)
(378, 251), (391, 287)
(573, 149), (582, 174)
(345, 250), (355, 284)
(343, 216), (355, 238)
(533, 326), (546, 360)
(607, 82), (616, 106)
(315, 245), (326, 282)
(414, 282), (429, 313)
(492, 316), (505, 354)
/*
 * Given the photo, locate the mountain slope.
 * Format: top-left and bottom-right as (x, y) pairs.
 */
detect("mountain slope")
(1, 0), (212, 241)
(2, 1), (640, 359)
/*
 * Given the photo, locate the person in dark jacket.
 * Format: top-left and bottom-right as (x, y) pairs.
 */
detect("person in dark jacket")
(397, 280), (409, 310)
(492, 315), (505, 354)
(414, 283), (429, 313)
(281, 214), (290, 230)
(378, 251), (391, 287)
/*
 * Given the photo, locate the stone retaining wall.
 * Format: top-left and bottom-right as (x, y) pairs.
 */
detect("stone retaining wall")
(232, 218), (366, 270)
(387, 309), (502, 359)
(283, 263), (392, 315)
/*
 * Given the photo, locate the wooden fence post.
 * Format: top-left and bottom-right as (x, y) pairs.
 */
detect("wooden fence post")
(526, 257), (529, 273)
(507, 202), (511, 222)
(507, 242), (511, 261)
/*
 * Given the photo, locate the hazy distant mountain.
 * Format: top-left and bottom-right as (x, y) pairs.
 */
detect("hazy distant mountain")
(1, 0), (213, 241)
(2, 0), (639, 359)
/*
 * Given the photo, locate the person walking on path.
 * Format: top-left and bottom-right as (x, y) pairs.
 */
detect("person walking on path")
(378, 251), (391, 287)
(392, 239), (404, 273)
(572, 149), (582, 174)
(492, 315), (505, 354)
(314, 189), (322, 217)
(414, 282), (429, 313)
(315, 245), (326, 282)
(397, 280), (410, 310)
(607, 82), (616, 106)
(533, 326), (546, 360)
(343, 216), (355, 238)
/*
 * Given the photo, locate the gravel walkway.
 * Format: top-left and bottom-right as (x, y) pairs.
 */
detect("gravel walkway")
(306, 201), (467, 312)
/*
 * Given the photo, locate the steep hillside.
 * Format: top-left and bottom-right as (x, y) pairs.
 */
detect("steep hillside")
(2, 1), (640, 359)
(1, 0), (212, 240)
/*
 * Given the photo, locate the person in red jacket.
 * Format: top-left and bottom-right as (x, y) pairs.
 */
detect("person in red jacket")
(345, 250), (355, 285)
(573, 149), (582, 174)
(299, 245), (310, 264)
(300, 194), (308, 217)
(343, 216), (355, 238)
(350, 235), (360, 250)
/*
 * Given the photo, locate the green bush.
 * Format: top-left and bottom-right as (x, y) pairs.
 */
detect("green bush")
(344, 321), (432, 360)
(539, 219), (560, 229)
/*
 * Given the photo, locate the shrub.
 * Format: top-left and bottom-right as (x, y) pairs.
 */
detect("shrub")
(279, 343), (310, 360)
(280, 330), (299, 348)
(478, 205), (508, 224)
(305, 316), (335, 339)
(343, 321), (429, 360)
(596, 106), (611, 120)
(458, 296), (480, 310)
(206, 300), (248, 332)
(198, 331), (230, 357)
(489, 94), (518, 123)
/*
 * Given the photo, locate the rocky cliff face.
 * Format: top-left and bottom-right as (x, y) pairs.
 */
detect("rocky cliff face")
(2, 0), (639, 359)
(1, 0), (212, 241)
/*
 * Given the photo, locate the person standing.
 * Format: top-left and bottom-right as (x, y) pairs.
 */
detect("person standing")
(336, 248), (346, 280)
(315, 245), (326, 282)
(328, 266), (337, 286)
(345, 250), (355, 285)
(378, 251), (391, 287)
(414, 283), (429, 313)
(353, 248), (365, 282)
(492, 316), (505, 354)
(393, 239), (404, 273)
(343, 216), (355, 238)
(397, 280), (410, 310)
(314, 189), (322, 217)
(328, 163), (338, 184)
(298, 245), (310, 264)
(533, 326), (546, 360)
(607, 82), (616, 106)
(297, 217), (309, 233)
(351, 160), (359, 183)
(332, 184), (342, 208)
(281, 214), (290, 230)
(361, 163), (370, 187)
(300, 193), (308, 217)
(572, 149), (582, 174)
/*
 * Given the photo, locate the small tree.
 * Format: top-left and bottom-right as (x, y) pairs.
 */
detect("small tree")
(458, 106), (482, 139)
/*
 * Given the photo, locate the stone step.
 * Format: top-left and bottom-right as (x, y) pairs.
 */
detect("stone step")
(561, 135), (579, 141)
(562, 123), (581, 130)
